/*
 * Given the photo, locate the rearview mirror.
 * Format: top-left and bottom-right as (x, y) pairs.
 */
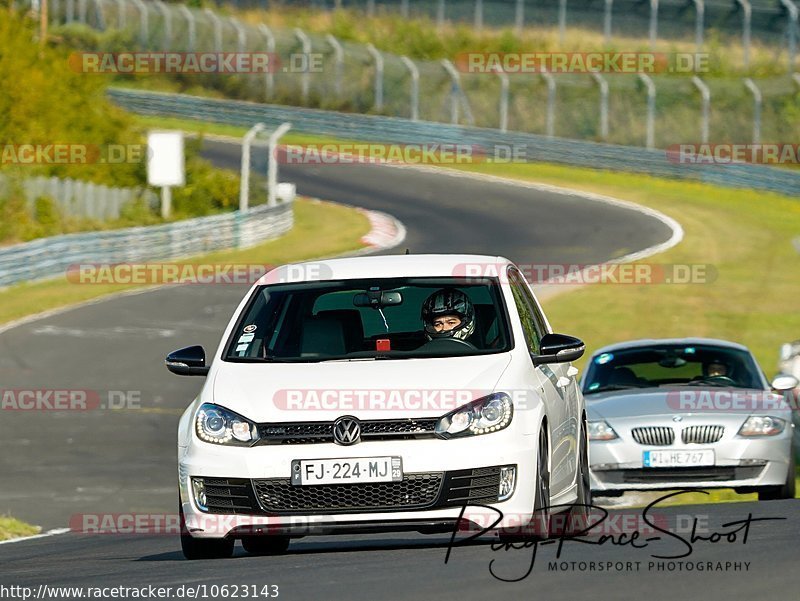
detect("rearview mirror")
(771, 374), (799, 392)
(353, 290), (403, 308)
(166, 345), (209, 376)
(532, 333), (585, 365)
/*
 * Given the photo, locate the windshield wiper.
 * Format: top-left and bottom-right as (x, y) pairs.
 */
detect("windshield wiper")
(585, 384), (644, 394)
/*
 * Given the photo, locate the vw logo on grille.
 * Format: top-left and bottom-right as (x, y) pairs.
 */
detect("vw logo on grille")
(672, 415), (683, 422)
(333, 416), (361, 446)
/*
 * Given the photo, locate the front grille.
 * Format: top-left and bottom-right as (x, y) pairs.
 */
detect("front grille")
(256, 418), (438, 445)
(253, 473), (443, 513)
(681, 425), (725, 444)
(196, 477), (260, 514)
(631, 426), (675, 446)
(594, 465), (766, 485)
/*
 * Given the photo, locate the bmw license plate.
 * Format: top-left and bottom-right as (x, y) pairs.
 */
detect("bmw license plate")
(643, 449), (715, 468)
(291, 457), (403, 486)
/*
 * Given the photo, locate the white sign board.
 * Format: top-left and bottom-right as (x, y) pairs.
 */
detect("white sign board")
(147, 131), (185, 187)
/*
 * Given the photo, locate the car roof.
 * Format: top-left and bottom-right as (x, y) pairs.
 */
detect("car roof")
(255, 254), (514, 284)
(589, 338), (752, 355)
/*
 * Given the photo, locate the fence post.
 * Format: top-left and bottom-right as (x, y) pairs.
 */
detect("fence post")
(131, 0), (148, 47)
(743, 78), (761, 144)
(515, 0), (524, 33)
(604, 0), (613, 45)
(178, 5), (195, 52)
(591, 73), (609, 141)
(401, 0), (409, 18)
(66, 0), (74, 24)
(691, 75), (711, 143)
(780, 0), (798, 71)
(325, 34), (345, 100)
(115, 0), (125, 30)
(735, 0), (751, 68)
(436, 0), (445, 30)
(294, 28), (312, 104)
(154, 1), (171, 50)
(649, 0), (659, 50)
(366, 43), (384, 112)
(367, 0), (375, 17)
(91, 0), (105, 30)
(474, 0), (483, 31)
(441, 59), (462, 124)
(230, 18), (247, 53)
(240, 123), (266, 212)
(541, 70), (556, 137)
(559, 0), (567, 44)
(400, 56), (420, 121)
(692, 0), (704, 52)
(268, 123), (292, 207)
(638, 73), (656, 149)
(496, 69), (509, 133)
(258, 24), (275, 100)
(204, 8), (223, 53)
(77, 0), (86, 24)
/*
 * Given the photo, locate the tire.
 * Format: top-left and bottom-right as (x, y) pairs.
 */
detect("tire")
(562, 419), (592, 536)
(758, 453), (796, 501)
(498, 427), (550, 542)
(241, 535), (291, 556)
(179, 502), (235, 560)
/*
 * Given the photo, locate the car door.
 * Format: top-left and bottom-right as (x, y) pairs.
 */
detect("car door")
(506, 267), (571, 496)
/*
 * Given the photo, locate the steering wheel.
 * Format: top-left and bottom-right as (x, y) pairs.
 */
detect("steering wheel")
(423, 337), (478, 351)
(704, 375), (736, 385)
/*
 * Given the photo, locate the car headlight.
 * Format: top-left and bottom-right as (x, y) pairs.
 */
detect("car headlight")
(588, 420), (618, 441)
(738, 416), (786, 437)
(195, 403), (259, 446)
(435, 392), (513, 439)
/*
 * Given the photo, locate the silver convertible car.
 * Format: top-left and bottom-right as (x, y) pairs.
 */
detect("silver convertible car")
(583, 338), (797, 500)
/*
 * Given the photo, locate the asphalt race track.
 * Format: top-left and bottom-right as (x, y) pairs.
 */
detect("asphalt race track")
(1, 140), (794, 600)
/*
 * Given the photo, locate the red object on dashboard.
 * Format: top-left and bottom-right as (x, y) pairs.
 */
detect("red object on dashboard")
(376, 339), (391, 352)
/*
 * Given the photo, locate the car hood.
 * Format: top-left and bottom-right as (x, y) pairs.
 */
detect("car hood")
(585, 386), (780, 421)
(210, 353), (513, 422)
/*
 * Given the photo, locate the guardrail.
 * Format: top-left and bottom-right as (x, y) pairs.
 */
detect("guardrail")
(108, 88), (800, 197)
(0, 199), (293, 288)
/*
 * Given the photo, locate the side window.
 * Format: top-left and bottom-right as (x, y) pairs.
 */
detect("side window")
(507, 268), (541, 354)
(516, 272), (549, 341)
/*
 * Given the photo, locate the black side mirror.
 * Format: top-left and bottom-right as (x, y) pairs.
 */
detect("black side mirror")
(166, 345), (209, 376)
(532, 333), (585, 365)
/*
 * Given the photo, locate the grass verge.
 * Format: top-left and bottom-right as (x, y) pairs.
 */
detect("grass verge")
(0, 198), (371, 327)
(0, 516), (41, 541)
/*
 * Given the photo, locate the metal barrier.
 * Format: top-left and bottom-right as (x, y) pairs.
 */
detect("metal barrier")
(108, 88), (800, 198)
(0, 199), (294, 287)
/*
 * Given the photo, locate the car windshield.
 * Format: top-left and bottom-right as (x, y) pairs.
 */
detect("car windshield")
(582, 343), (764, 394)
(223, 277), (512, 362)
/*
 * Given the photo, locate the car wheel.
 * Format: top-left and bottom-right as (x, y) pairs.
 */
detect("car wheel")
(498, 427), (550, 542)
(564, 419), (592, 535)
(179, 502), (234, 560)
(241, 535), (291, 556)
(758, 453), (796, 501)
(531, 428), (551, 539)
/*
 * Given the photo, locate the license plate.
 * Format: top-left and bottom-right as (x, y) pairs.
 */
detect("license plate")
(643, 449), (715, 468)
(291, 457), (403, 486)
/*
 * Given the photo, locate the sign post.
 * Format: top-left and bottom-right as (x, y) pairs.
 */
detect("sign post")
(147, 131), (185, 219)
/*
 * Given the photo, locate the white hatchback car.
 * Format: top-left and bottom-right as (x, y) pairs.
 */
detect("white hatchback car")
(168, 254), (588, 559)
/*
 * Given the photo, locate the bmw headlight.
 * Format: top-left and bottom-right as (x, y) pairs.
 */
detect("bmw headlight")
(738, 416), (785, 437)
(195, 403), (259, 446)
(588, 420), (618, 441)
(435, 393), (513, 439)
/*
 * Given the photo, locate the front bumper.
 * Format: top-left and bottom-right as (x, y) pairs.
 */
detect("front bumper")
(179, 434), (538, 539)
(589, 433), (792, 492)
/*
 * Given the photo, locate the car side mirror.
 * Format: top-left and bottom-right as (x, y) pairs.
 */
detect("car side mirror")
(771, 374), (799, 392)
(532, 333), (585, 365)
(166, 345), (209, 376)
